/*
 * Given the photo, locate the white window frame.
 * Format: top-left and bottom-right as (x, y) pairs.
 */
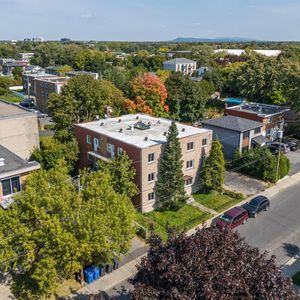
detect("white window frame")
(148, 192), (155, 201)
(202, 138), (207, 146)
(186, 160), (194, 170)
(185, 178), (193, 186)
(117, 147), (123, 155)
(148, 172), (155, 183)
(1, 176), (21, 197)
(86, 135), (91, 144)
(148, 153), (155, 163)
(187, 142), (194, 151)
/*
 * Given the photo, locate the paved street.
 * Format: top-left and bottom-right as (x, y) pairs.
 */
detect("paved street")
(286, 149), (300, 176)
(238, 181), (300, 265)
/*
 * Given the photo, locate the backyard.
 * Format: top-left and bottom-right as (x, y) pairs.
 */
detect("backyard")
(136, 204), (212, 241)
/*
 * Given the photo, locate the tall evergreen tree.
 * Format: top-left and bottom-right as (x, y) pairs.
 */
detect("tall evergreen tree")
(202, 140), (225, 192)
(156, 121), (186, 210)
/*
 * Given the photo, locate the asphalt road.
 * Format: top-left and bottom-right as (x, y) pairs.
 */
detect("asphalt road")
(238, 181), (300, 266)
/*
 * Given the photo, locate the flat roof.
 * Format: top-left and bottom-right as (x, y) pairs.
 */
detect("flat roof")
(163, 58), (197, 64)
(0, 145), (40, 179)
(76, 114), (211, 149)
(34, 76), (68, 84)
(0, 100), (36, 120)
(227, 102), (289, 117)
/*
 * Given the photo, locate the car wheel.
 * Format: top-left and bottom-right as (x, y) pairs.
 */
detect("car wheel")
(254, 213), (257, 218)
(265, 205), (269, 211)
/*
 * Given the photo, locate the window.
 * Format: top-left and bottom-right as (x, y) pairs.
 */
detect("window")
(148, 192), (155, 201)
(202, 138), (207, 146)
(148, 172), (155, 182)
(107, 143), (115, 158)
(148, 153), (155, 163)
(186, 160), (194, 169)
(254, 127), (261, 134)
(1, 177), (21, 197)
(243, 131), (250, 140)
(86, 135), (91, 144)
(117, 147), (123, 155)
(187, 142), (194, 151)
(185, 178), (193, 186)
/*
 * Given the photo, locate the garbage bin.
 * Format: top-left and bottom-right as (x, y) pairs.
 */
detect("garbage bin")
(99, 266), (106, 277)
(91, 266), (100, 280)
(113, 258), (119, 270)
(106, 263), (113, 273)
(84, 267), (94, 284)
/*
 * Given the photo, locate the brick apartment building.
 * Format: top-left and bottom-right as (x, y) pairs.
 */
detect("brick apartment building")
(74, 114), (212, 212)
(225, 102), (289, 140)
(34, 77), (68, 112)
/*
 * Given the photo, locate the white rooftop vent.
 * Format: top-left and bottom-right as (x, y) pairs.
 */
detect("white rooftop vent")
(0, 158), (5, 166)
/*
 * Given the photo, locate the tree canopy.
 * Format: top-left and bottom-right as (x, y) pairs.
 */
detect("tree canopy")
(0, 166), (135, 299)
(130, 228), (297, 300)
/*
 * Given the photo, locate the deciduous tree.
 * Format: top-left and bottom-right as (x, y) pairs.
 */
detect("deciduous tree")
(130, 228), (297, 300)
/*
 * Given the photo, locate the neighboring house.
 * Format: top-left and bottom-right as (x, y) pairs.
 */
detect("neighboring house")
(202, 115), (265, 159)
(0, 100), (39, 160)
(224, 102), (288, 141)
(24, 65), (44, 74)
(45, 66), (60, 76)
(24, 37), (44, 42)
(34, 77), (69, 112)
(74, 114), (212, 212)
(2, 61), (28, 76)
(18, 52), (34, 61)
(65, 71), (99, 80)
(0, 145), (40, 209)
(22, 73), (55, 97)
(0, 58), (15, 66)
(163, 58), (197, 76)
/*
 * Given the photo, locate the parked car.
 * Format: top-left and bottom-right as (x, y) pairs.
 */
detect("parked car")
(216, 207), (249, 230)
(282, 139), (298, 151)
(20, 98), (35, 108)
(268, 142), (289, 154)
(28, 109), (48, 118)
(242, 196), (270, 218)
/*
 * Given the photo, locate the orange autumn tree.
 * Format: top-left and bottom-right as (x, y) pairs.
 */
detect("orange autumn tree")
(125, 73), (169, 117)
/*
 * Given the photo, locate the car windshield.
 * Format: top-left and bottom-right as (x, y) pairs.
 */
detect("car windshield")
(220, 214), (233, 223)
(249, 198), (262, 207)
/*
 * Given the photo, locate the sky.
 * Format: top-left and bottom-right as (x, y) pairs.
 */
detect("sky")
(1, 0), (300, 41)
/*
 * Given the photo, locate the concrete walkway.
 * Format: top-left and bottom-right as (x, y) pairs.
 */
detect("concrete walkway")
(190, 199), (218, 216)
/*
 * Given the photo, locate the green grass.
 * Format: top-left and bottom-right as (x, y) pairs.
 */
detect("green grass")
(135, 204), (212, 241)
(292, 272), (300, 286)
(193, 191), (243, 213)
(0, 92), (23, 103)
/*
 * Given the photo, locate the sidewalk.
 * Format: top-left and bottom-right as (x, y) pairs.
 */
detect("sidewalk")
(281, 253), (300, 295)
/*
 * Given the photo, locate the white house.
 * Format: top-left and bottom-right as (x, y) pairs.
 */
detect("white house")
(163, 58), (197, 76)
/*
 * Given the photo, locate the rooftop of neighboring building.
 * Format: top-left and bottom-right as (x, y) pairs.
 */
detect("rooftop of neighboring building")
(163, 57), (197, 64)
(0, 145), (40, 179)
(202, 115), (264, 132)
(65, 71), (98, 76)
(226, 102), (289, 117)
(0, 100), (36, 120)
(34, 76), (69, 84)
(76, 114), (211, 149)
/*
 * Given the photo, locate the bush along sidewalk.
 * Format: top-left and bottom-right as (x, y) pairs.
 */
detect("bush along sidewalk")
(230, 147), (290, 183)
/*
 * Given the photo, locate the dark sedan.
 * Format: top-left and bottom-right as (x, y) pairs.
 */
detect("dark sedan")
(242, 196), (270, 218)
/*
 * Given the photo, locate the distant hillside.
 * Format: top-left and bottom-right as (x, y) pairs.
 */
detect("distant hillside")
(171, 37), (256, 43)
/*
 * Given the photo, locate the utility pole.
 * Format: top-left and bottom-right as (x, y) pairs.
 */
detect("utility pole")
(275, 120), (284, 182)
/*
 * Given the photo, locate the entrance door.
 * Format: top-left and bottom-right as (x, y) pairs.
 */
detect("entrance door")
(94, 138), (99, 152)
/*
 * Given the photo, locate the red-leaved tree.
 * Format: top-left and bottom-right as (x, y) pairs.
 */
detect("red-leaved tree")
(130, 228), (297, 300)
(126, 73), (168, 116)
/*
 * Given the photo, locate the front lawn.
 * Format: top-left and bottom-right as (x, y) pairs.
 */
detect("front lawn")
(193, 190), (244, 213)
(292, 272), (300, 286)
(136, 204), (212, 241)
(0, 92), (23, 103)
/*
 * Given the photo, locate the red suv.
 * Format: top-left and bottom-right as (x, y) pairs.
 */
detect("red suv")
(216, 207), (249, 230)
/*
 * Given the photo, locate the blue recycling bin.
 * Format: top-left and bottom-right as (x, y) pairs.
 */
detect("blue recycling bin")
(91, 266), (100, 280)
(84, 267), (94, 284)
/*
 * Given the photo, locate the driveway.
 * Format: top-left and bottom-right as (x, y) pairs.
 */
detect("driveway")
(224, 171), (268, 197)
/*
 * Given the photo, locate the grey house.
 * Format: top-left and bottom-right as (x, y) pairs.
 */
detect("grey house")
(202, 116), (266, 159)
